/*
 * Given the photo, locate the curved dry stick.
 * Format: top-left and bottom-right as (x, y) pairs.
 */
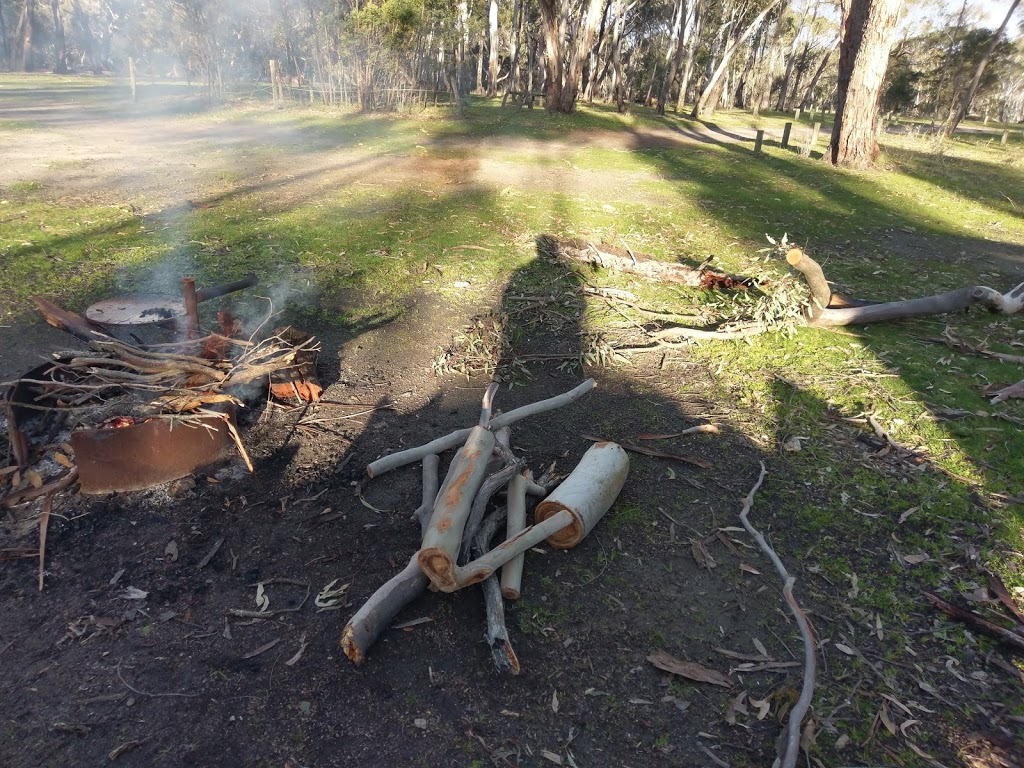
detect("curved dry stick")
(785, 247), (831, 321)
(366, 379), (596, 478)
(737, 462), (815, 768)
(459, 460), (525, 564)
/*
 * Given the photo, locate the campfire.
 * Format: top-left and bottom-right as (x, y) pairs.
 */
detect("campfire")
(2, 276), (321, 586)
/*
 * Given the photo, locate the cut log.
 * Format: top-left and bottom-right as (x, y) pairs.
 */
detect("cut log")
(533, 442), (630, 548)
(341, 456), (440, 665)
(544, 236), (752, 290)
(366, 379), (596, 478)
(499, 472), (532, 600)
(448, 442), (630, 590)
(785, 248), (831, 321)
(417, 426), (497, 592)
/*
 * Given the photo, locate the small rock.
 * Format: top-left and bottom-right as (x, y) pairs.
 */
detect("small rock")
(782, 436), (802, 452)
(413, 718), (427, 730)
(168, 477), (196, 497)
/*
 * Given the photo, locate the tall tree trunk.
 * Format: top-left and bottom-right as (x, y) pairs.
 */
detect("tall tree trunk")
(829, 0), (903, 169)
(657, 0), (687, 114)
(559, 0), (605, 112)
(17, 0), (36, 71)
(943, 0), (1021, 137)
(799, 36), (838, 108)
(775, 5), (804, 111)
(0, 0), (8, 67)
(691, 0), (785, 119)
(476, 29), (485, 92)
(676, 0), (702, 111)
(51, 0), (67, 73)
(609, 0), (627, 112)
(502, 0), (522, 104)
(538, 0), (565, 110)
(539, 0), (605, 113)
(487, 0), (499, 96)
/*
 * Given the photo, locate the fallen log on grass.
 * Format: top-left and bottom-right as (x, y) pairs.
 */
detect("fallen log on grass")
(544, 236), (752, 290)
(654, 248), (1024, 341)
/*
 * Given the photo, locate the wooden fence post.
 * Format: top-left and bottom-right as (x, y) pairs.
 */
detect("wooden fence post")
(802, 122), (821, 157)
(754, 129), (765, 155)
(1001, 130), (1009, 146)
(269, 60), (279, 104)
(781, 122), (793, 149)
(794, 107), (801, 122)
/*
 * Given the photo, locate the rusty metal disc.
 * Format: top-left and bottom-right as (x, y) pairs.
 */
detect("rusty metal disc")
(85, 294), (186, 325)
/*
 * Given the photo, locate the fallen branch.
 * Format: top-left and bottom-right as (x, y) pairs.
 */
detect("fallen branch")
(459, 459), (525, 564)
(737, 462), (815, 768)
(366, 379), (596, 478)
(342, 456), (441, 665)
(990, 378), (1024, 404)
(923, 591), (1024, 653)
(474, 509), (520, 674)
(545, 236), (752, 289)
(38, 491), (54, 591)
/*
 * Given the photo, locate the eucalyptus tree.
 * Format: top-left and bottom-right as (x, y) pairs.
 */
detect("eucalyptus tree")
(829, 0), (903, 168)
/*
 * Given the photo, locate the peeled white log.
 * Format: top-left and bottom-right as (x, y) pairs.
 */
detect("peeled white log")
(499, 472), (531, 600)
(447, 442), (630, 591)
(533, 441), (630, 548)
(417, 426), (496, 592)
(811, 284), (1024, 327)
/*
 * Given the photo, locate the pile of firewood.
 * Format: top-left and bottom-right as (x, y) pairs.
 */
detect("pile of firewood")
(342, 379), (629, 672)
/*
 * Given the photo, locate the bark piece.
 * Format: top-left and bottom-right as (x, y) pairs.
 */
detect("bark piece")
(647, 650), (733, 687)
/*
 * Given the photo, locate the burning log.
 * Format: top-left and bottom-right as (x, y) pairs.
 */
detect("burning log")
(269, 327), (322, 402)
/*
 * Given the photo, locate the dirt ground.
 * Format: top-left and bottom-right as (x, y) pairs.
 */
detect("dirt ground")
(2, 79), (1023, 768)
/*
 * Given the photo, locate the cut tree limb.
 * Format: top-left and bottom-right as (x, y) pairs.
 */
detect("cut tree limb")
(545, 236), (752, 290)
(499, 472), (532, 601)
(341, 456), (441, 665)
(365, 379), (596, 478)
(417, 426), (497, 592)
(990, 378), (1024, 404)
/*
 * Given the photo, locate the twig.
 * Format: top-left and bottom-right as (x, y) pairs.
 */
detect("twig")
(737, 462), (815, 768)
(38, 492), (54, 591)
(116, 661), (199, 698)
(479, 382), (499, 427)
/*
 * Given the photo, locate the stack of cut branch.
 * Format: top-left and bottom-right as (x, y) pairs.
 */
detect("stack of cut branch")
(342, 379), (630, 671)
